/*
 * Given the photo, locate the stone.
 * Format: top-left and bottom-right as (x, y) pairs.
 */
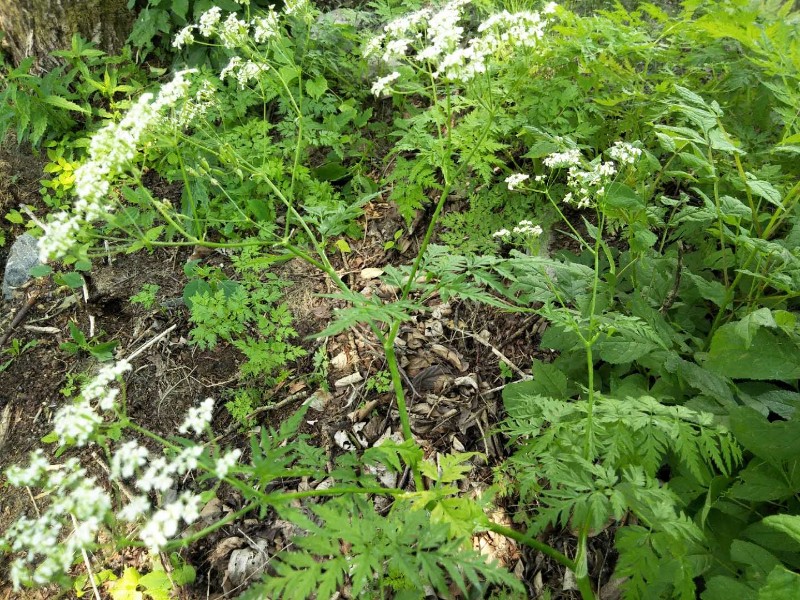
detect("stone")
(2, 234), (41, 300)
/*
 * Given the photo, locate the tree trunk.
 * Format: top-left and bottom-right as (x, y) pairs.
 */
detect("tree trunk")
(0, 0), (134, 69)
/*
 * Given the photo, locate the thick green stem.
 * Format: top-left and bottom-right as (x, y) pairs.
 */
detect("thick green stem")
(486, 523), (595, 600)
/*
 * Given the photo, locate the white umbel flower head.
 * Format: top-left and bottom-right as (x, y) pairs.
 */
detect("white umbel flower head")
(179, 397), (215, 436)
(371, 71), (400, 97)
(53, 401), (102, 447)
(505, 173), (529, 190)
(215, 448), (242, 478)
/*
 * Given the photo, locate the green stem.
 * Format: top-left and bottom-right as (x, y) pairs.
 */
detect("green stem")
(486, 523), (595, 600)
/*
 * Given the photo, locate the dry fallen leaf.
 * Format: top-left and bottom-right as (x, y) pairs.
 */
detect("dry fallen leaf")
(360, 267), (384, 280)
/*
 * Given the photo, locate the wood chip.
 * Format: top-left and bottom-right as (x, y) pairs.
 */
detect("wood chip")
(334, 372), (363, 388)
(360, 267), (384, 280)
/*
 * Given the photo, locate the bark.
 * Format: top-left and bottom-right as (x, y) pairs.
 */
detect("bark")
(0, 0), (134, 69)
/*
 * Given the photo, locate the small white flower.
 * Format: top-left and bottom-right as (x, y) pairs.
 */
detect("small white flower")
(371, 71), (401, 97)
(180, 492), (203, 524)
(172, 25), (196, 49)
(382, 38), (412, 62)
(597, 161), (617, 177)
(179, 397), (215, 436)
(215, 448), (242, 478)
(220, 56), (243, 82)
(198, 6), (222, 36)
(82, 359), (131, 410)
(220, 13), (248, 48)
(119, 496), (150, 522)
(492, 228), (511, 238)
(111, 440), (149, 479)
(5, 450), (50, 487)
(140, 509), (175, 551)
(174, 446), (204, 472)
(543, 2), (558, 15)
(513, 222), (543, 236)
(136, 457), (175, 492)
(252, 11), (280, 43)
(505, 173), (529, 190)
(609, 141), (642, 164)
(53, 401), (102, 447)
(543, 149), (582, 168)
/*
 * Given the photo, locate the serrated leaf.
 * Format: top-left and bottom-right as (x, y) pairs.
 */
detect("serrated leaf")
(746, 175), (782, 208)
(306, 76), (328, 100)
(687, 273), (728, 307)
(729, 460), (793, 501)
(757, 566), (800, 599)
(596, 336), (659, 364)
(729, 407), (800, 463)
(603, 182), (644, 211)
(43, 95), (89, 114)
(705, 325), (800, 380)
(763, 515), (800, 545)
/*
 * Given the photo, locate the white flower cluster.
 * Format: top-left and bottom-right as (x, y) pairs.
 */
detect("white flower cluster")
(492, 219), (543, 238)
(52, 360), (132, 446)
(513, 220), (543, 236)
(221, 57), (271, 89)
(608, 140), (642, 164)
(505, 173), (529, 190)
(139, 491), (204, 551)
(2, 380), (243, 587)
(179, 397), (215, 435)
(2, 453), (111, 588)
(39, 71), (195, 261)
(173, 25), (195, 49)
(252, 9), (280, 43)
(365, 0), (554, 84)
(564, 161), (616, 208)
(371, 71), (401, 97)
(220, 13), (249, 49)
(542, 148), (581, 168)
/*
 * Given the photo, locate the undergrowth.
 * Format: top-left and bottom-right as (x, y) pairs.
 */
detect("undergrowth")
(2, 0), (800, 598)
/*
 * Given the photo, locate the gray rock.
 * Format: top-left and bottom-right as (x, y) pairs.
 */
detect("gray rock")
(2, 234), (41, 300)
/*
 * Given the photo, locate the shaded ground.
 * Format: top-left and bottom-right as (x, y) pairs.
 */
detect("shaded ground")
(0, 144), (619, 599)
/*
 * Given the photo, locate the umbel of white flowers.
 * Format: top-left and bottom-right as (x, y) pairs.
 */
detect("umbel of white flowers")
(38, 70), (196, 262)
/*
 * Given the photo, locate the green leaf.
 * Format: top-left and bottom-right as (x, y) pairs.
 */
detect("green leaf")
(687, 273), (728, 307)
(705, 323), (800, 380)
(29, 264), (53, 277)
(89, 340), (118, 362)
(57, 271), (85, 289)
(758, 566), (800, 599)
(183, 279), (212, 308)
(702, 576), (757, 600)
(746, 174), (782, 208)
(43, 95), (89, 114)
(729, 460), (794, 502)
(596, 336), (659, 364)
(603, 182), (644, 211)
(313, 162), (349, 182)
(306, 76), (328, 100)
(172, 0), (189, 20)
(730, 539), (781, 581)
(729, 407), (800, 463)
(763, 515), (800, 545)
(334, 239), (351, 253)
